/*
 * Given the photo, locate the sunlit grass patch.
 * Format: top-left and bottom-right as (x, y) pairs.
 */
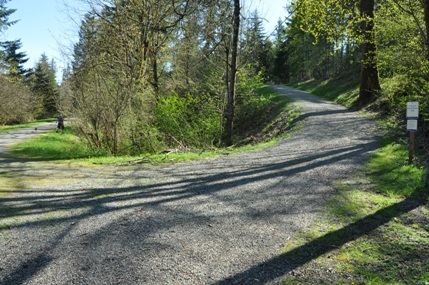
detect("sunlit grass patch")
(11, 126), (108, 160)
(367, 138), (425, 197)
(334, 222), (429, 284)
(282, 135), (429, 284)
(328, 186), (399, 223)
(288, 78), (359, 108)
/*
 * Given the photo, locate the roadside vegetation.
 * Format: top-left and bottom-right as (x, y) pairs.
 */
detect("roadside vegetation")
(9, 85), (302, 165)
(283, 79), (429, 285)
(282, 140), (429, 285)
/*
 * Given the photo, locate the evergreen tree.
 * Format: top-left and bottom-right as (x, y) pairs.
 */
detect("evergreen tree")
(271, 20), (289, 83)
(241, 10), (270, 79)
(0, 0), (17, 75)
(1, 39), (29, 78)
(0, 0), (17, 33)
(31, 54), (59, 118)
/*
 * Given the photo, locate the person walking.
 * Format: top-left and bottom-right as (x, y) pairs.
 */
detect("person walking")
(56, 114), (65, 133)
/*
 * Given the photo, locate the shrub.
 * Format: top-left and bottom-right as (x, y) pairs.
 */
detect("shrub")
(154, 91), (221, 149)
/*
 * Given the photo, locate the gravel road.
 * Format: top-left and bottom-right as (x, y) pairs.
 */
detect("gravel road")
(0, 86), (380, 285)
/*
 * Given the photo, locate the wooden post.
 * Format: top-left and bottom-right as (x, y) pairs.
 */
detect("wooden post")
(409, 131), (416, 164)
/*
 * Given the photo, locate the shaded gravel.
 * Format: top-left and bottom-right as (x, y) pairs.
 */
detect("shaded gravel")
(0, 86), (381, 285)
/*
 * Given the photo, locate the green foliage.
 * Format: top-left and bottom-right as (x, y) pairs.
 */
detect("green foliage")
(240, 10), (272, 80)
(154, 91), (221, 149)
(8, 84), (297, 165)
(236, 72), (270, 113)
(0, 0), (17, 34)
(234, 73), (275, 136)
(297, 0), (359, 41)
(370, 0), (429, 129)
(284, 3), (360, 83)
(0, 76), (35, 124)
(11, 127), (107, 160)
(1, 39), (29, 78)
(30, 54), (59, 118)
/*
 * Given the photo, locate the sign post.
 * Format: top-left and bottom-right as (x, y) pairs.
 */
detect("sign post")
(406, 102), (419, 164)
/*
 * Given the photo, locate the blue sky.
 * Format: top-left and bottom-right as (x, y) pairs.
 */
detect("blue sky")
(3, 0), (84, 75)
(3, 0), (288, 77)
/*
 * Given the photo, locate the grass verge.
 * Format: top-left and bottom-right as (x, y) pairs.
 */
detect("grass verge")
(10, 126), (108, 161)
(282, 139), (429, 284)
(288, 77), (359, 108)
(281, 79), (429, 284)
(8, 85), (301, 166)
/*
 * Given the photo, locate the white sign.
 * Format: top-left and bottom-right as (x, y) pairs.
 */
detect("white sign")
(407, 102), (419, 118)
(407, 119), (418, 131)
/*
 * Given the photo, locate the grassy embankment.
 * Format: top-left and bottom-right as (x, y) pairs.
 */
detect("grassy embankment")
(6, 84), (301, 165)
(283, 78), (429, 284)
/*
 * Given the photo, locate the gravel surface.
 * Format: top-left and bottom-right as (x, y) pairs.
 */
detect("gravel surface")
(0, 86), (381, 285)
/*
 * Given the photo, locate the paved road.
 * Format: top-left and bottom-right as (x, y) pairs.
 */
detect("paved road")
(0, 86), (380, 285)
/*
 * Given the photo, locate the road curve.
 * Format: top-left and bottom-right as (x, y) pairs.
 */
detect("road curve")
(0, 122), (57, 159)
(0, 86), (380, 285)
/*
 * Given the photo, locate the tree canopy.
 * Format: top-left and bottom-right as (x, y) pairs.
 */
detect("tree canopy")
(2, 0), (429, 154)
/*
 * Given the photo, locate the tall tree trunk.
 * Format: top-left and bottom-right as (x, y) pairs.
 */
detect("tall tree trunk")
(224, 0), (240, 146)
(358, 0), (381, 105)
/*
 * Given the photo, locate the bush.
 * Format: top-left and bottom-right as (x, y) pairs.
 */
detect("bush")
(234, 72), (274, 136)
(154, 91), (221, 149)
(0, 77), (35, 124)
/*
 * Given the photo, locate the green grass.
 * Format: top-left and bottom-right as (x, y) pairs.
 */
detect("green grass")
(279, 101), (428, 284)
(11, 129), (281, 166)
(281, 78), (429, 284)
(258, 84), (292, 108)
(0, 118), (56, 134)
(288, 78), (359, 108)
(11, 126), (108, 160)
(367, 138), (425, 197)
(9, 85), (300, 165)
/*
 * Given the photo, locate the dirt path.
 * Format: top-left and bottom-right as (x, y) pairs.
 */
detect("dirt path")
(0, 86), (380, 285)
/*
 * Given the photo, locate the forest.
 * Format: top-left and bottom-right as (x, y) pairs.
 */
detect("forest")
(1, 0), (428, 157)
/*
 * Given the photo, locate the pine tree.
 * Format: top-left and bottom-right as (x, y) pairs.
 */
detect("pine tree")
(1, 39), (29, 78)
(271, 20), (289, 83)
(0, 0), (17, 33)
(241, 10), (270, 79)
(31, 54), (59, 118)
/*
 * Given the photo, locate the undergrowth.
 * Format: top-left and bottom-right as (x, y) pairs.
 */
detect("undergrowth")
(8, 85), (301, 165)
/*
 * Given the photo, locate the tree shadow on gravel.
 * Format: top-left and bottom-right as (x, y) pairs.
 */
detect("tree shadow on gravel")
(0, 99), (383, 284)
(0, 142), (375, 224)
(213, 194), (427, 285)
(0, 141), (382, 284)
